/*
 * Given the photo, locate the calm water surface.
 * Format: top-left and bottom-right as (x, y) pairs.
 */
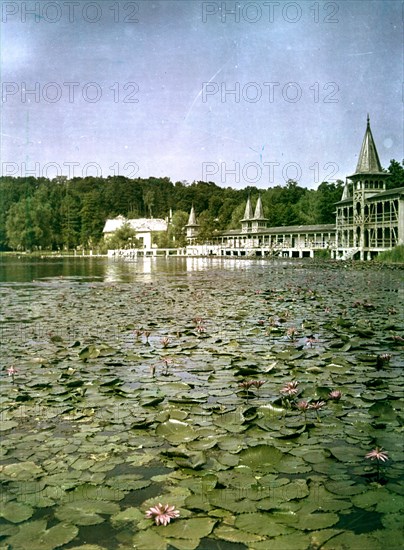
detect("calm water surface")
(0, 256), (403, 550)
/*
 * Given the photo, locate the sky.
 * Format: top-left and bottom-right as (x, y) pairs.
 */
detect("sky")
(1, 0), (403, 189)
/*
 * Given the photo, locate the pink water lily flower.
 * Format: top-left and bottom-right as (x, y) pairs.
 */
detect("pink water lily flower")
(281, 381), (299, 396)
(329, 390), (342, 401)
(145, 503), (180, 526)
(365, 447), (389, 462)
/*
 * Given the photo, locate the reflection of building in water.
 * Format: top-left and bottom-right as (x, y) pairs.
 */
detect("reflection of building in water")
(186, 117), (404, 260)
(105, 256), (154, 283)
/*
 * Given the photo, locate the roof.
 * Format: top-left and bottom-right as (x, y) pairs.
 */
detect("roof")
(241, 197), (253, 221)
(335, 186), (404, 205)
(217, 224), (335, 237)
(252, 195), (267, 220)
(348, 115), (386, 177)
(365, 186), (404, 201)
(186, 206), (198, 226)
(103, 216), (167, 233)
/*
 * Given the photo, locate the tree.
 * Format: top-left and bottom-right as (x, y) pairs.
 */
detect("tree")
(106, 222), (141, 249)
(313, 180), (344, 224)
(386, 159), (404, 189)
(196, 211), (217, 244)
(80, 191), (106, 247)
(6, 194), (53, 250)
(61, 191), (81, 249)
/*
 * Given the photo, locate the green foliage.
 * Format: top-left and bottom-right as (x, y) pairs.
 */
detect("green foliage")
(107, 222), (141, 250)
(154, 211), (188, 248)
(6, 191), (53, 251)
(386, 159), (404, 189)
(196, 211), (218, 244)
(0, 163), (401, 251)
(375, 245), (404, 263)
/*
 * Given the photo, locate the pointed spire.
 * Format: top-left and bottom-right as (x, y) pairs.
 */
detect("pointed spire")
(253, 195), (266, 219)
(354, 115), (383, 174)
(341, 181), (350, 200)
(241, 196), (253, 221)
(187, 205), (197, 226)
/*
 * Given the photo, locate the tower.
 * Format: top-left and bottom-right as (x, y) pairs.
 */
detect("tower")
(251, 195), (268, 232)
(241, 196), (253, 233)
(348, 115), (390, 259)
(186, 205), (199, 243)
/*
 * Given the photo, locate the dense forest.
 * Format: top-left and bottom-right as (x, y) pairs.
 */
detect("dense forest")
(0, 159), (403, 251)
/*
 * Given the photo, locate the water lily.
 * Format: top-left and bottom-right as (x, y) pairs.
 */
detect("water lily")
(296, 399), (309, 420)
(251, 380), (265, 390)
(328, 390), (342, 401)
(365, 447), (389, 482)
(280, 381), (299, 396)
(145, 503), (180, 526)
(305, 336), (318, 348)
(296, 400), (309, 411)
(377, 353), (392, 368)
(162, 357), (173, 375)
(365, 447), (389, 462)
(161, 336), (170, 348)
(7, 366), (17, 383)
(309, 400), (326, 420)
(286, 327), (298, 341)
(238, 379), (258, 398)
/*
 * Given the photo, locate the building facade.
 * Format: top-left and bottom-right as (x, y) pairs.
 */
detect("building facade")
(186, 118), (404, 260)
(103, 215), (167, 249)
(335, 117), (404, 260)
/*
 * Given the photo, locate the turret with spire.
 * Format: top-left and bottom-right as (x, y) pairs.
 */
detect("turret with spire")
(186, 205), (199, 243)
(241, 196), (253, 233)
(251, 195), (268, 232)
(348, 115), (390, 259)
(241, 195), (268, 233)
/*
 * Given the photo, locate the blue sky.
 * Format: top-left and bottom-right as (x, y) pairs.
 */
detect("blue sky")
(1, 0), (403, 188)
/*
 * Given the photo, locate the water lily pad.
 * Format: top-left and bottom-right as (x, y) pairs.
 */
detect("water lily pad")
(110, 506), (144, 526)
(55, 500), (120, 525)
(214, 524), (265, 543)
(157, 517), (216, 539)
(1, 461), (44, 480)
(156, 420), (197, 445)
(295, 512), (339, 530)
(234, 513), (290, 536)
(328, 446), (364, 463)
(132, 529), (167, 550)
(249, 532), (311, 549)
(0, 500), (34, 523)
(166, 538), (201, 550)
(321, 531), (379, 548)
(0, 420), (19, 431)
(238, 445), (284, 471)
(5, 519), (78, 550)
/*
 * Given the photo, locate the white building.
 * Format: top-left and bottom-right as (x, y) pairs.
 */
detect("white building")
(103, 215), (167, 249)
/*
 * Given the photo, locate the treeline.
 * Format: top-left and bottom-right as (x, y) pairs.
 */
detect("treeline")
(0, 159), (403, 251)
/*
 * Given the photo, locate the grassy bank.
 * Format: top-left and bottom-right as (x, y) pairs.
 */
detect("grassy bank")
(375, 245), (404, 264)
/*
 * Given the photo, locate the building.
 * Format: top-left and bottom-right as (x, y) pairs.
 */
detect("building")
(335, 116), (404, 260)
(103, 215), (168, 249)
(186, 117), (404, 260)
(185, 206), (199, 244)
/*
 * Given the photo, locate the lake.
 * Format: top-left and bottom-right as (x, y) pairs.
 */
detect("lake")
(0, 256), (403, 549)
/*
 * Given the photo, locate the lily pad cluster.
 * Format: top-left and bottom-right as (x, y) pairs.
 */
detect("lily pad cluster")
(0, 257), (403, 549)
